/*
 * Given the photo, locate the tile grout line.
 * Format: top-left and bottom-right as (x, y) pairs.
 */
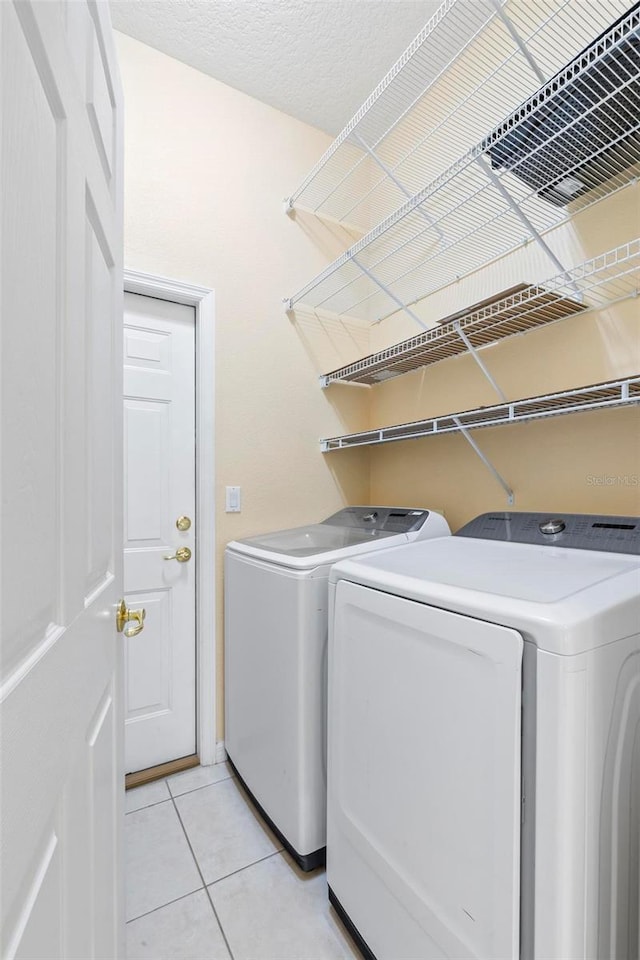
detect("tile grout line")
(170, 795), (237, 960)
(167, 772), (234, 802)
(126, 885), (206, 925)
(125, 795), (172, 816)
(208, 848), (284, 888)
(127, 770), (235, 814)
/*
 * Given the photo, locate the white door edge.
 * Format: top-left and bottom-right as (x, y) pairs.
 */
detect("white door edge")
(123, 269), (216, 765)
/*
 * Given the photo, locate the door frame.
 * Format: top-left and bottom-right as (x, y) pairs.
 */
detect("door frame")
(123, 269), (217, 766)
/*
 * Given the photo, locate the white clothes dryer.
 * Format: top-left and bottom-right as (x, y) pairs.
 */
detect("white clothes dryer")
(327, 512), (640, 960)
(224, 506), (450, 870)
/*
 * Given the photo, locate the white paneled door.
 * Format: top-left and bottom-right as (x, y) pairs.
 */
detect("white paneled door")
(0, 2), (125, 958)
(123, 293), (197, 773)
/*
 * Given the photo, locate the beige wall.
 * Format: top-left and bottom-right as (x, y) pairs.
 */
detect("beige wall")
(115, 33), (370, 739)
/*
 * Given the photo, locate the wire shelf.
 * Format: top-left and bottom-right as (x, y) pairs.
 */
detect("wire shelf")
(287, 0), (636, 232)
(286, 4), (640, 326)
(320, 376), (640, 451)
(320, 240), (640, 387)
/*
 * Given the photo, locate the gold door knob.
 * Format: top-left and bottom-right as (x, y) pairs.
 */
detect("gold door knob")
(164, 546), (192, 563)
(116, 600), (146, 638)
(176, 515), (191, 531)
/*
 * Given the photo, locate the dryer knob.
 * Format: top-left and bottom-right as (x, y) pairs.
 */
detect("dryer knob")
(539, 518), (566, 535)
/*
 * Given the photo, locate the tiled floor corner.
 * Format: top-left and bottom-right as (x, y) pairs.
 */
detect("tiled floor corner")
(125, 761), (360, 960)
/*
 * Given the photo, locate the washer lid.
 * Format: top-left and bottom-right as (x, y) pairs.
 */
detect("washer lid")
(232, 522), (397, 558)
(329, 536), (640, 655)
(226, 506), (448, 569)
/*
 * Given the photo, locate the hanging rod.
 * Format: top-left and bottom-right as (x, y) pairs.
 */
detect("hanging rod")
(319, 240), (640, 387)
(285, 5), (640, 326)
(286, 0), (635, 232)
(320, 376), (640, 451)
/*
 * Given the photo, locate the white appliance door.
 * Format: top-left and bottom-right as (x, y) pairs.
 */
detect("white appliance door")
(328, 581), (523, 960)
(1, 1), (124, 957)
(123, 292), (196, 772)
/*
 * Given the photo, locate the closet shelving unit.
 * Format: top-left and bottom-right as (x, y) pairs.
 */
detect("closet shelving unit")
(319, 240), (640, 387)
(284, 1), (640, 501)
(285, 1), (640, 329)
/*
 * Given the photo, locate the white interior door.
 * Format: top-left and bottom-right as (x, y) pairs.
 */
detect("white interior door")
(1, 2), (125, 957)
(123, 292), (197, 773)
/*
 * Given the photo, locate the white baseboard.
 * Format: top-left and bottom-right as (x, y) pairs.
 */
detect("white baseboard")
(215, 741), (228, 764)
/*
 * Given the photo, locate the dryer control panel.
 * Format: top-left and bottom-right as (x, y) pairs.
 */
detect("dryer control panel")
(323, 506), (431, 535)
(456, 512), (640, 555)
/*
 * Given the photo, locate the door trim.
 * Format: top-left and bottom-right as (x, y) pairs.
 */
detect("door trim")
(123, 270), (217, 766)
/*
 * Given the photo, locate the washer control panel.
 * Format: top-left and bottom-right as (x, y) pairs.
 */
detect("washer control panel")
(324, 506), (430, 534)
(456, 512), (640, 555)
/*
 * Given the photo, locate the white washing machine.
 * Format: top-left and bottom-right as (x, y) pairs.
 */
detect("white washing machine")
(327, 511), (640, 960)
(224, 506), (450, 870)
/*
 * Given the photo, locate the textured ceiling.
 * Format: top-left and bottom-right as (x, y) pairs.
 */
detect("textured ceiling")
(110, 0), (439, 134)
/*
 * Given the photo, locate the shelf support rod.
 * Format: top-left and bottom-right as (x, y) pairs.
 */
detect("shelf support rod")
(352, 133), (446, 243)
(453, 321), (506, 401)
(351, 254), (428, 330)
(475, 156), (582, 298)
(453, 417), (514, 504)
(490, 0), (545, 84)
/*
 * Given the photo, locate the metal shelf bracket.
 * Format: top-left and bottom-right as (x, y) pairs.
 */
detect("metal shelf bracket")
(490, 0), (545, 84)
(453, 320), (506, 401)
(353, 133), (445, 244)
(453, 416), (514, 504)
(475, 155), (582, 298)
(351, 254), (428, 331)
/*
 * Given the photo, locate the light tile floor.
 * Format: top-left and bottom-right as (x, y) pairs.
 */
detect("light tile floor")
(125, 761), (361, 960)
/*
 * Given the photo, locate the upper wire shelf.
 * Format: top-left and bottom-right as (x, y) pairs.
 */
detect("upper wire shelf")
(286, 0), (636, 233)
(320, 240), (640, 387)
(286, 3), (640, 327)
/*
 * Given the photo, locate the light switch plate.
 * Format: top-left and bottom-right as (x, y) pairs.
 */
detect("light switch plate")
(225, 485), (241, 513)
